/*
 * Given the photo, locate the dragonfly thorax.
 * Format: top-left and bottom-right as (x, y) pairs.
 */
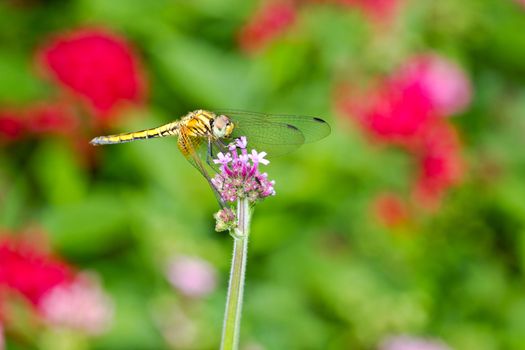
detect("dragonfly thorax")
(212, 114), (234, 139)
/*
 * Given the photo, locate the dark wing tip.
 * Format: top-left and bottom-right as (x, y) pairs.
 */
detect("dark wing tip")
(286, 124), (300, 131)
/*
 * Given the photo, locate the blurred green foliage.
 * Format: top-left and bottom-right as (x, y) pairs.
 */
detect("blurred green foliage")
(1, 0), (525, 349)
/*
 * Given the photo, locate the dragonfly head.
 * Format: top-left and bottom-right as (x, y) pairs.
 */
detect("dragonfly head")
(213, 115), (235, 139)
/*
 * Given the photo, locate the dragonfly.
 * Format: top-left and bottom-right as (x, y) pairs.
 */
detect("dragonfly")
(90, 109), (331, 206)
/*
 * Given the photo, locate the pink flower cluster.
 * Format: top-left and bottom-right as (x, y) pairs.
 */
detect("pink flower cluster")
(0, 234), (113, 335)
(211, 137), (276, 203)
(238, 2), (297, 53)
(338, 54), (471, 212)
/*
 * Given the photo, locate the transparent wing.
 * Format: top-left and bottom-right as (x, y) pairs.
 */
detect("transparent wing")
(217, 110), (331, 151)
(177, 127), (206, 176)
(232, 121), (304, 156)
(177, 127), (225, 206)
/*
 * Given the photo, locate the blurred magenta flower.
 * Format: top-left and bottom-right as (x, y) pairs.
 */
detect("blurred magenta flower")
(39, 273), (114, 335)
(337, 54), (471, 146)
(395, 55), (472, 117)
(337, 79), (435, 147)
(372, 192), (409, 228)
(337, 53), (468, 210)
(37, 28), (146, 121)
(166, 256), (218, 298)
(238, 2), (297, 53)
(380, 335), (452, 350)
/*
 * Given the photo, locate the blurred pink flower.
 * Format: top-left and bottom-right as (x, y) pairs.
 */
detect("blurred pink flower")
(166, 256), (218, 298)
(372, 192), (409, 228)
(39, 274), (114, 335)
(0, 111), (25, 142)
(37, 28), (146, 121)
(238, 2), (297, 53)
(380, 335), (452, 350)
(395, 55), (472, 117)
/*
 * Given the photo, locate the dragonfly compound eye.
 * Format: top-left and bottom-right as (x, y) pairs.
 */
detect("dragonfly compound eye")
(213, 115), (233, 138)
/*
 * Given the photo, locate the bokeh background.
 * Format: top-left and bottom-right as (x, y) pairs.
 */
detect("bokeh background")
(1, 0), (525, 349)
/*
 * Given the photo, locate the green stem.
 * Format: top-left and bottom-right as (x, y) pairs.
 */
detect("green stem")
(220, 198), (251, 350)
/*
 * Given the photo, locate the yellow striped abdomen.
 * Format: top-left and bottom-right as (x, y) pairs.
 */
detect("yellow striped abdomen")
(90, 121), (179, 145)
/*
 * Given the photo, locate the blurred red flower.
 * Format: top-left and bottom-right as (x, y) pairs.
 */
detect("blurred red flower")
(0, 234), (114, 335)
(37, 29), (146, 121)
(372, 192), (409, 228)
(0, 237), (73, 306)
(239, 2), (297, 53)
(0, 102), (81, 144)
(25, 102), (79, 136)
(412, 121), (464, 209)
(0, 111), (25, 142)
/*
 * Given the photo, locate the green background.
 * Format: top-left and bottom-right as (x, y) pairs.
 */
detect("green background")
(1, 0), (525, 349)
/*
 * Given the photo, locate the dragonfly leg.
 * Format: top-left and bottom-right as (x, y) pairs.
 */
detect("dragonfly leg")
(217, 139), (229, 153)
(206, 138), (214, 167)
